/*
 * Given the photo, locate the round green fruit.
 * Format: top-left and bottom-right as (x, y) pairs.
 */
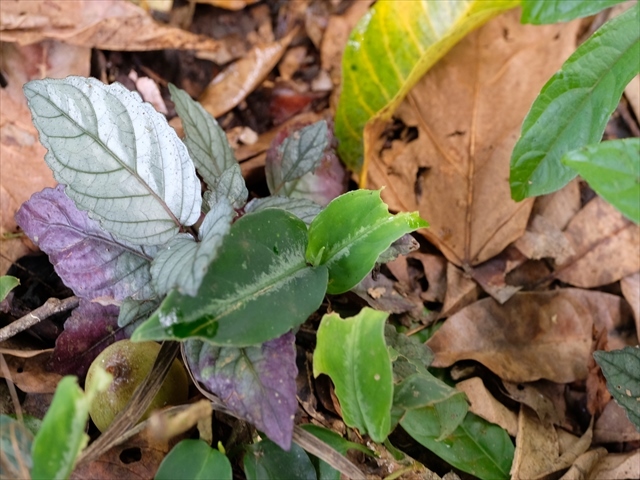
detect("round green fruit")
(86, 340), (189, 432)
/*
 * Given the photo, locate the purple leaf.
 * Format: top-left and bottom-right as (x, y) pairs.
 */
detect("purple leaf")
(15, 186), (156, 303)
(50, 300), (125, 378)
(185, 333), (298, 450)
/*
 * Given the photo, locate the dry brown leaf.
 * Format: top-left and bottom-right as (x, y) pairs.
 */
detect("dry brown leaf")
(560, 448), (608, 480)
(555, 197), (640, 288)
(593, 399), (640, 444)
(586, 450), (640, 480)
(620, 272), (640, 342)
(440, 263), (479, 318)
(196, 0), (260, 10)
(365, 10), (580, 267)
(530, 178), (581, 231)
(0, 352), (62, 393)
(510, 405), (559, 480)
(586, 328), (611, 417)
(501, 381), (568, 427)
(0, 0), (232, 63)
(469, 245), (526, 303)
(514, 215), (575, 264)
(427, 289), (630, 383)
(199, 29), (296, 118)
(625, 75), (640, 121)
(455, 377), (518, 436)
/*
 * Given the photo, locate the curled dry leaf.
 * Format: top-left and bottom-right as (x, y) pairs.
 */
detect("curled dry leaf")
(365, 10), (580, 267)
(620, 273), (640, 342)
(199, 30), (296, 118)
(0, 352), (62, 394)
(587, 450), (640, 480)
(440, 263), (480, 319)
(469, 245), (526, 304)
(555, 196), (640, 288)
(427, 289), (632, 383)
(510, 406), (559, 480)
(0, 0), (232, 63)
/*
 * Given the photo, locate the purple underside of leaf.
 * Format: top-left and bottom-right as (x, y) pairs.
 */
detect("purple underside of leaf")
(15, 185), (155, 303)
(50, 300), (124, 379)
(185, 332), (298, 450)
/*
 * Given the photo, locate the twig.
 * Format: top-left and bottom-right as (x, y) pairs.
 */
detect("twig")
(0, 296), (79, 343)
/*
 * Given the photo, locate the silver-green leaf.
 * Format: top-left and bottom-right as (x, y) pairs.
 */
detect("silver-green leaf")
(245, 196), (322, 226)
(24, 76), (201, 245)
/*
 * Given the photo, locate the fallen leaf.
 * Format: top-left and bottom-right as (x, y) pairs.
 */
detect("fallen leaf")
(559, 448), (607, 480)
(469, 245), (526, 304)
(365, 10), (581, 266)
(196, 0), (260, 10)
(199, 30), (296, 118)
(585, 327), (611, 417)
(455, 377), (518, 436)
(427, 289), (631, 383)
(510, 405), (559, 480)
(555, 196), (640, 288)
(501, 381), (568, 428)
(0, 352), (62, 394)
(530, 178), (581, 231)
(625, 75), (640, 121)
(514, 215), (575, 264)
(440, 263), (479, 319)
(0, 0), (232, 63)
(593, 399), (640, 444)
(586, 450), (640, 480)
(620, 272), (640, 342)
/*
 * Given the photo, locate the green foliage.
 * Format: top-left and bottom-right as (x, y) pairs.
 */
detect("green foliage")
(31, 370), (111, 480)
(155, 440), (232, 480)
(510, 3), (640, 200)
(306, 190), (427, 294)
(244, 439), (318, 480)
(401, 410), (514, 480)
(593, 347), (640, 430)
(313, 308), (394, 442)
(0, 275), (20, 302)
(0, 415), (33, 478)
(334, 0), (518, 171)
(521, 0), (627, 24)
(562, 139), (640, 223)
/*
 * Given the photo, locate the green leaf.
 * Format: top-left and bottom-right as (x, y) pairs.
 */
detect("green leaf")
(132, 209), (328, 346)
(394, 373), (467, 415)
(23, 77), (201, 245)
(521, 0), (627, 24)
(306, 190), (427, 294)
(0, 275), (19, 302)
(266, 120), (329, 196)
(300, 424), (373, 480)
(593, 347), (640, 430)
(313, 308), (393, 443)
(169, 84), (247, 209)
(155, 439), (232, 480)
(510, 3), (640, 200)
(0, 415), (33, 478)
(245, 196), (322, 226)
(31, 370), (111, 480)
(385, 324), (434, 380)
(244, 439), (317, 480)
(562, 138), (640, 224)
(334, 0), (519, 171)
(401, 411), (514, 480)
(150, 197), (234, 296)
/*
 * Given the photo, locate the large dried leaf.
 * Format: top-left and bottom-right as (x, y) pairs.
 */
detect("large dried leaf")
(555, 197), (640, 288)
(427, 289), (630, 383)
(185, 333), (297, 450)
(0, 0), (232, 63)
(365, 10), (580, 267)
(24, 76), (202, 246)
(15, 186), (156, 302)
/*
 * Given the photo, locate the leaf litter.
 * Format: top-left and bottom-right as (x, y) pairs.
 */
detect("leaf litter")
(0, 1), (638, 479)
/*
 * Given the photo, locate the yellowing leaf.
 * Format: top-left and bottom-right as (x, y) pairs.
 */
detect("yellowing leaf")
(334, 0), (519, 173)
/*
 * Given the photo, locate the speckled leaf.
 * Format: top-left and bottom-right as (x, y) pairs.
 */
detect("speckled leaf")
(170, 84), (248, 209)
(185, 333), (297, 450)
(313, 308), (393, 443)
(117, 297), (161, 328)
(244, 196), (322, 226)
(151, 198), (234, 296)
(334, 0), (519, 171)
(132, 209), (328, 346)
(306, 190), (427, 294)
(15, 186), (156, 303)
(50, 300), (125, 379)
(593, 347), (640, 430)
(521, 0), (626, 24)
(24, 77), (201, 245)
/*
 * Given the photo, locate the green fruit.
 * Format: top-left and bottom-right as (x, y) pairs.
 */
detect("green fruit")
(86, 340), (189, 432)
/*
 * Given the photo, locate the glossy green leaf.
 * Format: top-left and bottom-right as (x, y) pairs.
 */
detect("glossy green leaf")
(562, 138), (640, 224)
(301, 424), (373, 480)
(170, 84), (247, 209)
(245, 196), (322, 226)
(521, 0), (626, 24)
(150, 197), (234, 296)
(244, 439), (317, 480)
(313, 308), (393, 443)
(510, 3), (640, 200)
(394, 373), (467, 415)
(401, 410), (514, 480)
(0, 415), (33, 478)
(31, 370), (111, 480)
(593, 347), (640, 430)
(132, 209), (328, 346)
(155, 439), (232, 480)
(306, 190), (427, 294)
(0, 275), (19, 302)
(23, 77), (201, 245)
(335, 0), (519, 171)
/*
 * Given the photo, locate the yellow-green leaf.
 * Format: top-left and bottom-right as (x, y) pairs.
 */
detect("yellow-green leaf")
(334, 0), (519, 174)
